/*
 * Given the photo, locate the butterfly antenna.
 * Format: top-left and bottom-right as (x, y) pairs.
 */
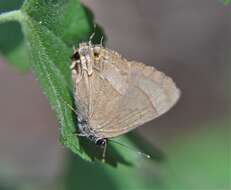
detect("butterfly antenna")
(59, 97), (88, 137)
(72, 45), (76, 51)
(59, 96), (79, 116)
(100, 35), (104, 47)
(109, 139), (151, 159)
(89, 23), (96, 45)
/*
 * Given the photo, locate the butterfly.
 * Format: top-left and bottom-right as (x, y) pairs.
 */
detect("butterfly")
(69, 40), (180, 160)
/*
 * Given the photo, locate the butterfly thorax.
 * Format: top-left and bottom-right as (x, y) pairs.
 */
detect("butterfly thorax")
(71, 42), (108, 81)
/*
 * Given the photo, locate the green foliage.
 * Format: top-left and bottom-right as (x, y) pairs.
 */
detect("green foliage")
(63, 119), (230, 189)
(22, 0), (90, 45)
(0, 0), (23, 50)
(223, 0), (231, 5)
(162, 119), (230, 189)
(21, 0), (93, 160)
(0, 0), (29, 70)
(0, 0), (92, 160)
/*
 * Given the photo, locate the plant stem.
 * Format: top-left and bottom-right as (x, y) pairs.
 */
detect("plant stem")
(0, 10), (23, 24)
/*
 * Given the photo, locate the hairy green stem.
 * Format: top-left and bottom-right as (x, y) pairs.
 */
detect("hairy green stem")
(0, 10), (23, 24)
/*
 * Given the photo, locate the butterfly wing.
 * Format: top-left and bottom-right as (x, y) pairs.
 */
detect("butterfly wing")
(88, 51), (180, 138)
(92, 85), (158, 138)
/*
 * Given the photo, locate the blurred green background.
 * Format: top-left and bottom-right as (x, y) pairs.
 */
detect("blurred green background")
(0, 0), (230, 189)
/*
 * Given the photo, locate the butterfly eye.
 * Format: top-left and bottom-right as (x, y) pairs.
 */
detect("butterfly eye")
(71, 51), (80, 61)
(94, 52), (100, 58)
(93, 46), (101, 58)
(96, 138), (106, 146)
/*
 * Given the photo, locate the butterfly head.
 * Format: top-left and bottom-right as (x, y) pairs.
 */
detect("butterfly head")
(71, 43), (102, 62)
(71, 43), (104, 77)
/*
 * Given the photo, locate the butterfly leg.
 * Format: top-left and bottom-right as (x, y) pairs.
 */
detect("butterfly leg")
(93, 65), (100, 72)
(99, 56), (105, 72)
(71, 60), (83, 84)
(73, 131), (86, 137)
(102, 139), (107, 162)
(93, 56), (104, 73)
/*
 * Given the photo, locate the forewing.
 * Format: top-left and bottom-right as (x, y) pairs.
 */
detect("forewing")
(106, 51), (180, 115)
(91, 51), (180, 138)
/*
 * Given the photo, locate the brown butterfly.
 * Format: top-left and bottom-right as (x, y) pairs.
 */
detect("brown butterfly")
(69, 39), (180, 160)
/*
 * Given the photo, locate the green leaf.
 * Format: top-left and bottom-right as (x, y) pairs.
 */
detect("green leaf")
(0, 0), (92, 160)
(20, 0), (93, 160)
(21, 16), (91, 160)
(22, 0), (91, 45)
